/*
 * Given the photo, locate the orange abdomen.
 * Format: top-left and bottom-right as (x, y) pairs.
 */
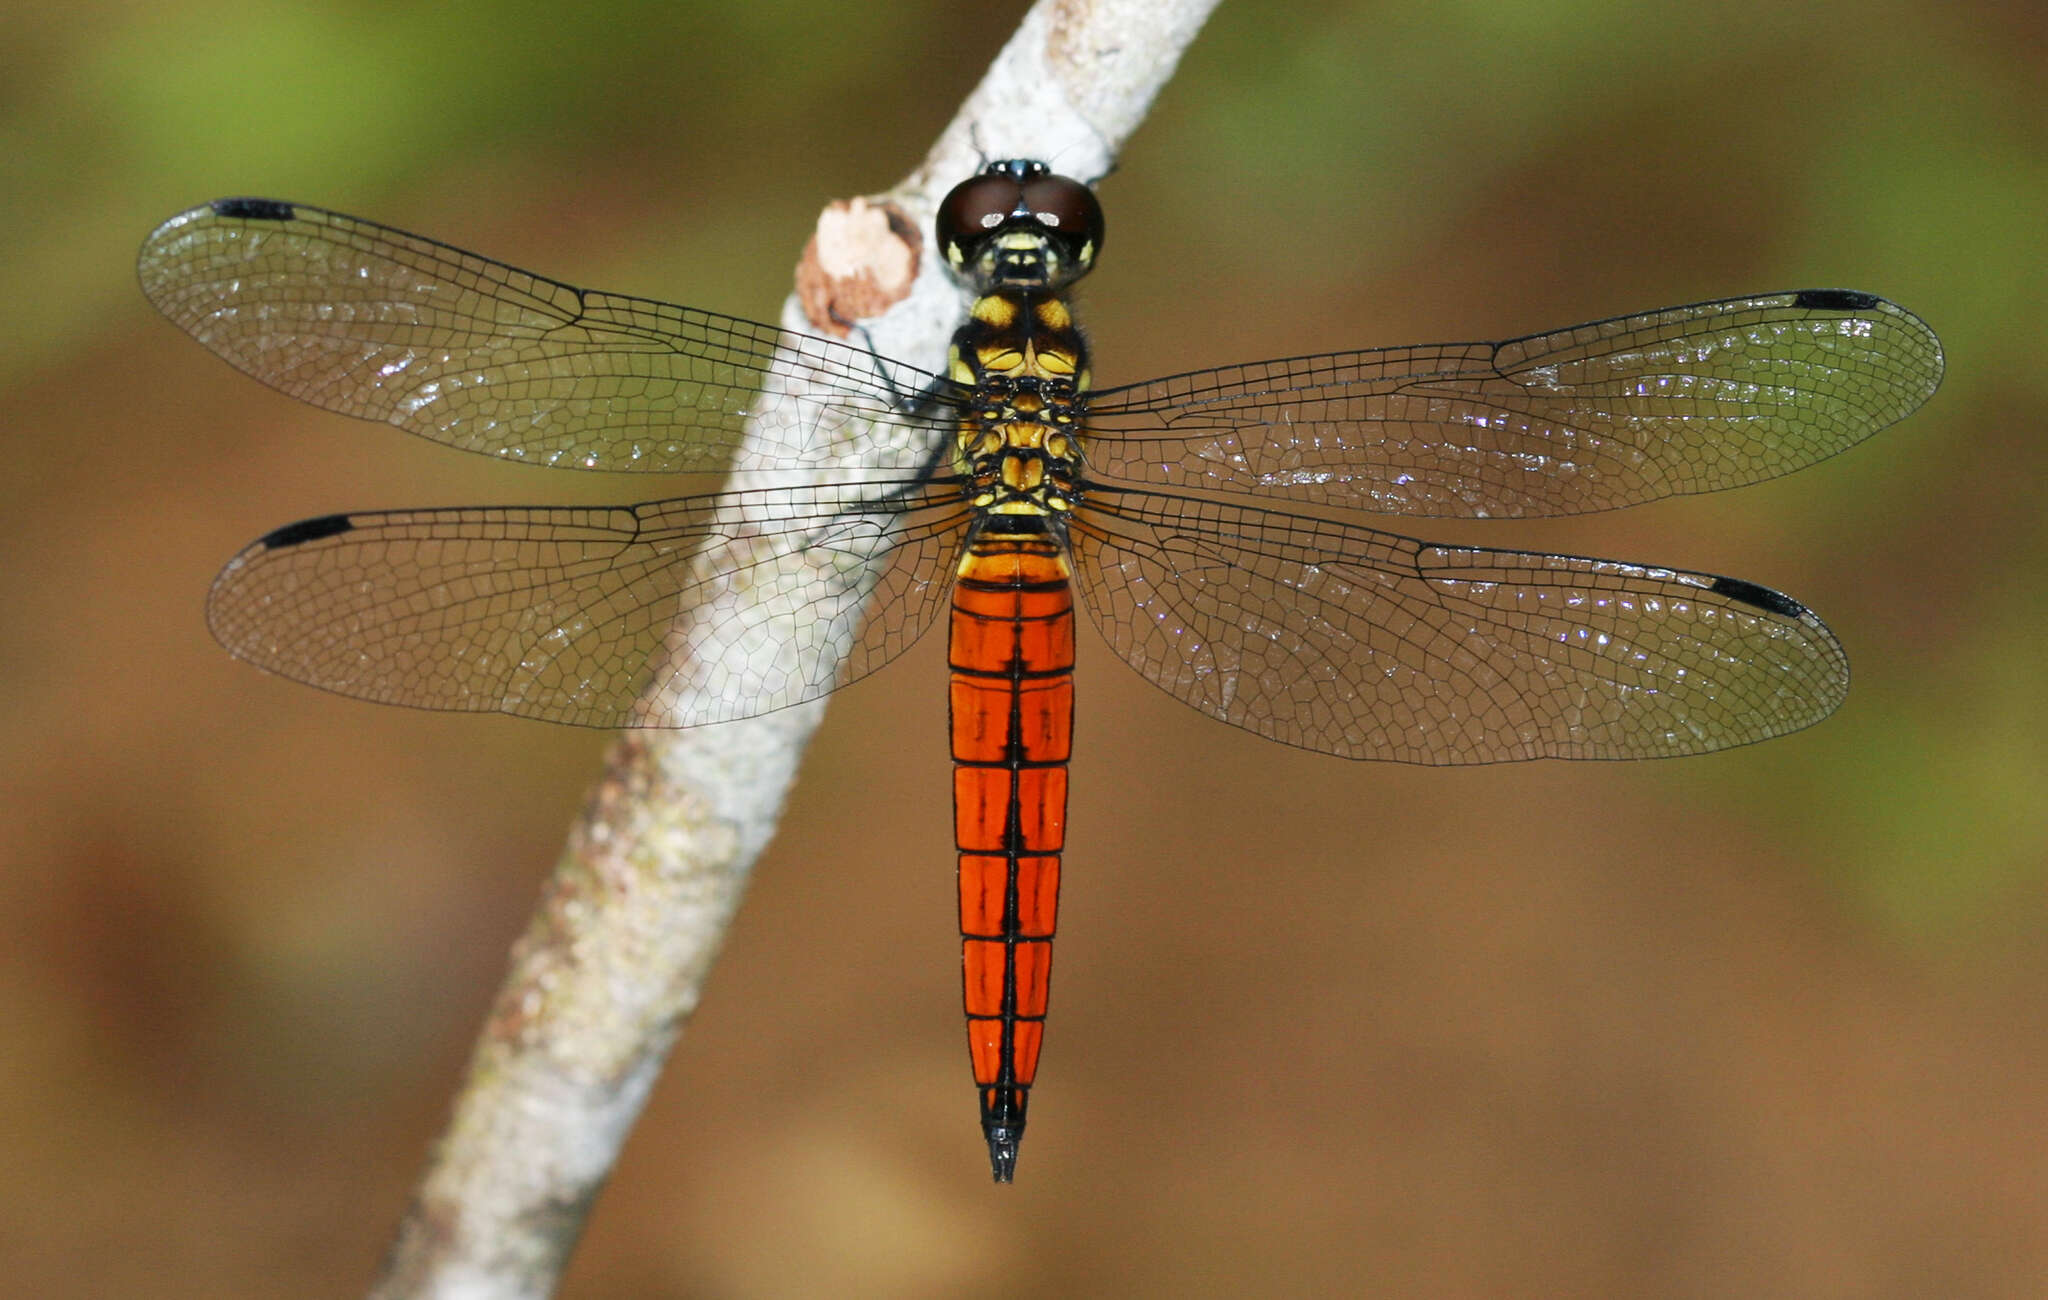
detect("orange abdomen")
(949, 529), (1074, 1181)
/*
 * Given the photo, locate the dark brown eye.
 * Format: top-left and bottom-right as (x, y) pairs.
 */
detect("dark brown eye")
(934, 161), (1104, 279)
(936, 174), (1024, 250)
(1019, 175), (1103, 250)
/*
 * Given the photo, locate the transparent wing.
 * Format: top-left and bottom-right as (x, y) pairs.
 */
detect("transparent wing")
(1086, 291), (1942, 518)
(1068, 488), (1848, 764)
(140, 199), (954, 474)
(207, 479), (971, 727)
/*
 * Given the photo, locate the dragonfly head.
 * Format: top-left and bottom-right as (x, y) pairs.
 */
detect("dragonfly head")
(937, 159), (1103, 294)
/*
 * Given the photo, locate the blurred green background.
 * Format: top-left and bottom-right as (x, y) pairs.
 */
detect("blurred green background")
(3, 0), (2044, 1294)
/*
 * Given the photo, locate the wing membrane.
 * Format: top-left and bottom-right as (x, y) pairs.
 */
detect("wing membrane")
(207, 479), (970, 727)
(1069, 488), (1848, 764)
(140, 200), (952, 475)
(1085, 291), (1942, 518)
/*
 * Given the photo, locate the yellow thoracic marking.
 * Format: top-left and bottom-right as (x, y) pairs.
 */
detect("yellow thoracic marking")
(1001, 454), (1045, 491)
(987, 496), (1053, 515)
(1034, 298), (1071, 331)
(973, 295), (1018, 328)
(1033, 345), (1076, 377)
(947, 346), (975, 385)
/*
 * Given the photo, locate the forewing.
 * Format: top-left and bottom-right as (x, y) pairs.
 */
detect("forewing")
(207, 480), (970, 727)
(1086, 291), (1941, 517)
(140, 199), (950, 474)
(1069, 489), (1848, 764)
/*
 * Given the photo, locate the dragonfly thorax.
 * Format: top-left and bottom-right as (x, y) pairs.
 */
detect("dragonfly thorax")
(949, 292), (1090, 520)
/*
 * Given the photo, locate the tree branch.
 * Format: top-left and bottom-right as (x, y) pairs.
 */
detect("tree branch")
(370, 1), (1221, 1294)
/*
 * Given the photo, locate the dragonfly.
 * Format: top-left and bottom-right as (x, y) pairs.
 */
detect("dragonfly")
(139, 161), (1942, 1182)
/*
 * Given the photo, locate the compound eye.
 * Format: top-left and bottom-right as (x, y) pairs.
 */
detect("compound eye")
(936, 174), (1024, 249)
(1019, 174), (1104, 248)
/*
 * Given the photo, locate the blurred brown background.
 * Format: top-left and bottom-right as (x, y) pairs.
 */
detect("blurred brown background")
(4, 0), (2044, 1294)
